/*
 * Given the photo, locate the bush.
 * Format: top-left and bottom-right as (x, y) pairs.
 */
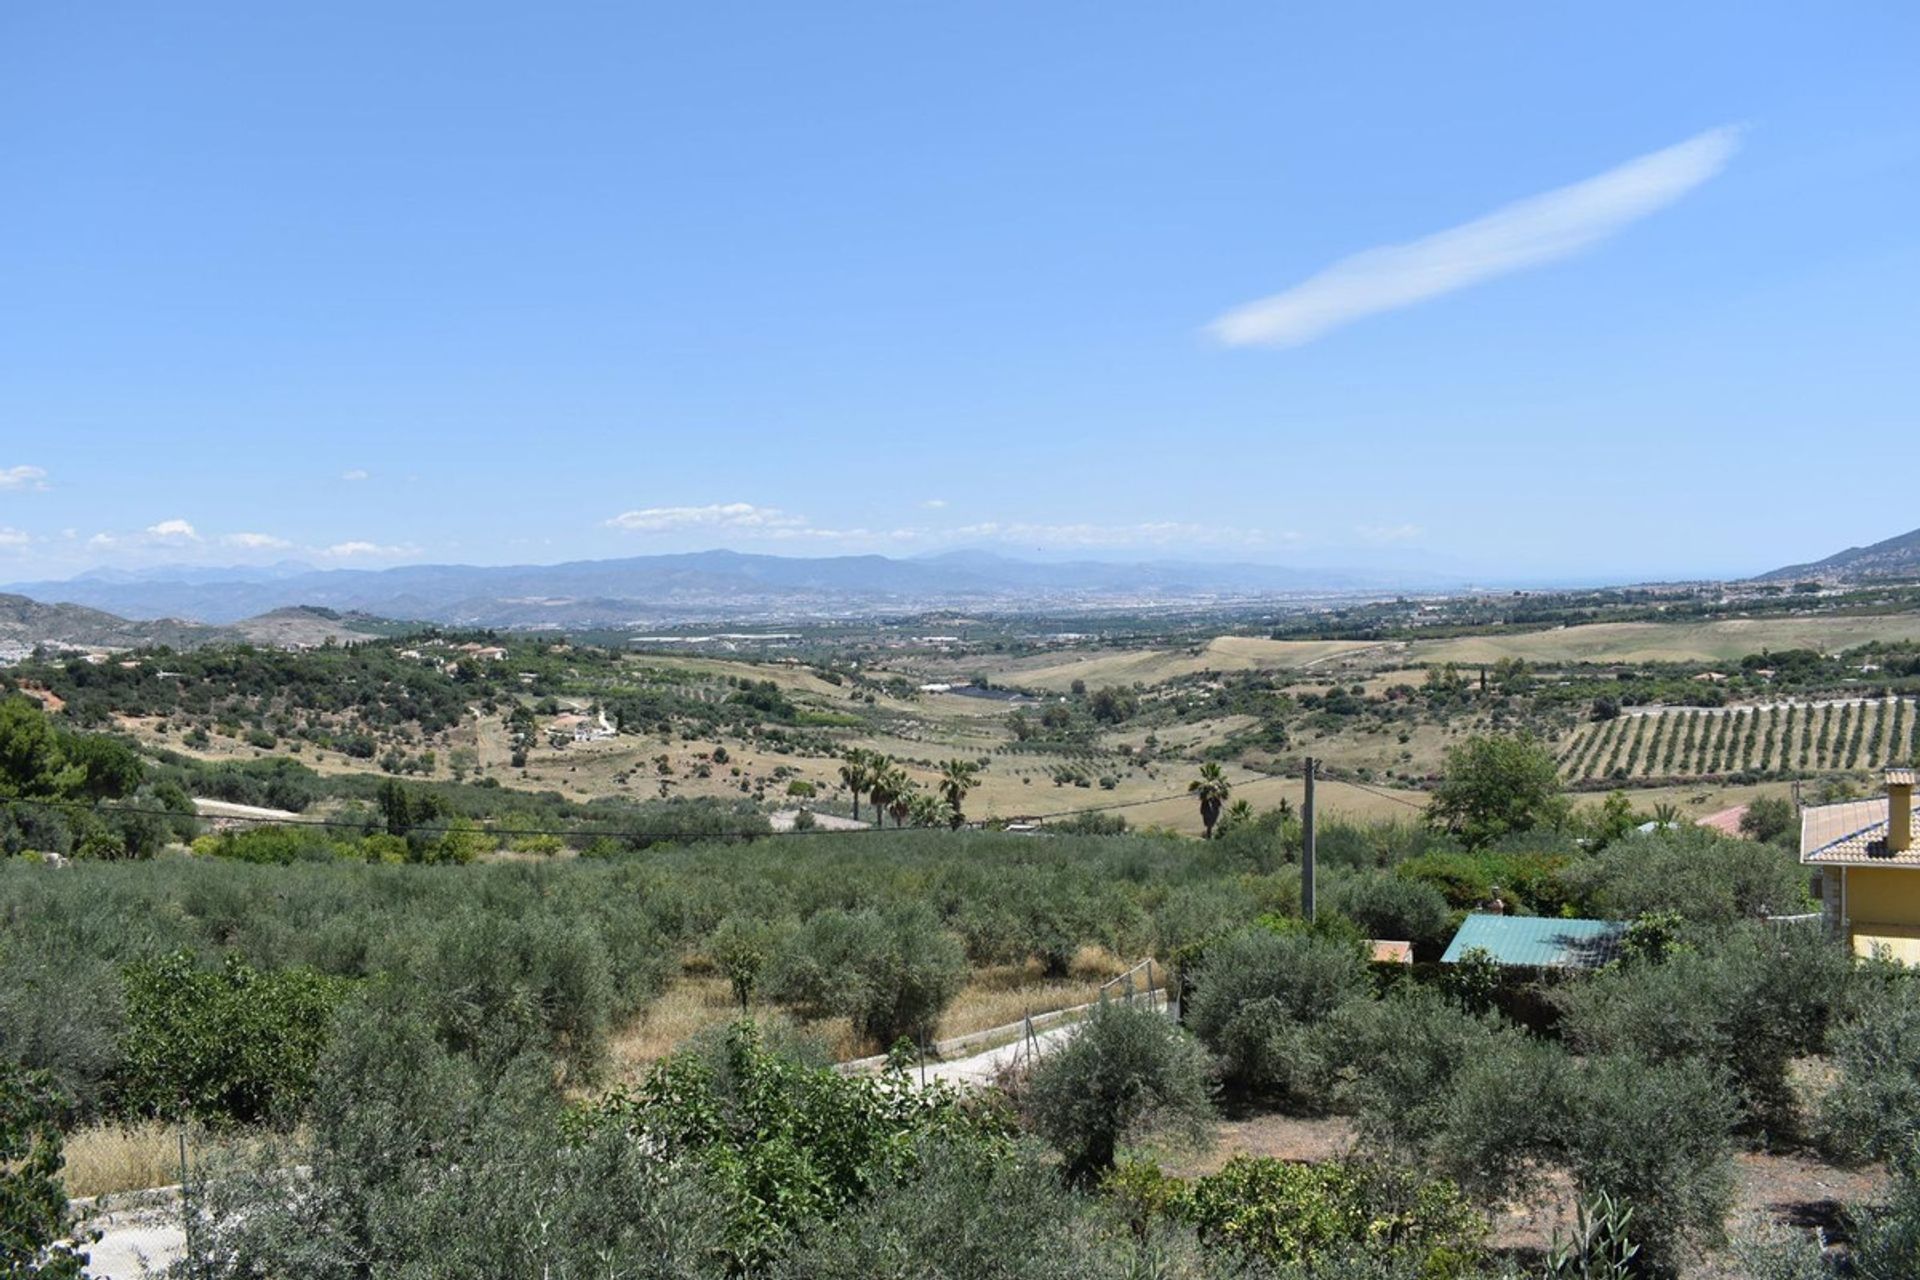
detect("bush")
(398, 911), (617, 1082)
(0, 941), (123, 1118)
(1568, 827), (1808, 926)
(1132, 1155), (1488, 1275)
(1562, 1053), (1737, 1277)
(1327, 988), (1564, 1203)
(1328, 873), (1453, 956)
(1820, 965), (1920, 1163)
(115, 949), (347, 1125)
(781, 1139), (1231, 1280)
(588, 1022), (1008, 1268)
(1024, 1001), (1214, 1183)
(0, 1060), (90, 1279)
(180, 1004), (730, 1279)
(1555, 925), (1849, 1135)
(1396, 849), (1574, 915)
(768, 903), (966, 1048)
(1185, 926), (1370, 1102)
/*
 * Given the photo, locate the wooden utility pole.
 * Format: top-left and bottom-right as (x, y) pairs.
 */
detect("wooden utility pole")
(1302, 756), (1317, 921)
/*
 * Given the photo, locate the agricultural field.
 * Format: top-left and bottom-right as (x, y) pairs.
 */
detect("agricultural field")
(1404, 614), (1920, 665)
(1559, 696), (1920, 785)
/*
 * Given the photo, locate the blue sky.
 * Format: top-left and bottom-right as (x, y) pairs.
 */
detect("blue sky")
(2, 2), (1916, 582)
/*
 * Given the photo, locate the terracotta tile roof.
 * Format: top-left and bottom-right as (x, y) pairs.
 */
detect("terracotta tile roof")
(1886, 767), (1918, 786)
(1801, 795), (1920, 866)
(1696, 805), (1749, 837)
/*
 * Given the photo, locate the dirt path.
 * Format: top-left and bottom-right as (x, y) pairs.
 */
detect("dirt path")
(77, 1194), (186, 1279)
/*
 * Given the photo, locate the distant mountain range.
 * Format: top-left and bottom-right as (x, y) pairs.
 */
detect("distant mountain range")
(0, 596), (382, 660)
(1, 549), (1460, 628)
(1756, 527), (1920, 583)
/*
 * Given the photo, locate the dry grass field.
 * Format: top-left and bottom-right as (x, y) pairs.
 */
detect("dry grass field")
(982, 636), (1386, 693)
(1407, 615), (1920, 666)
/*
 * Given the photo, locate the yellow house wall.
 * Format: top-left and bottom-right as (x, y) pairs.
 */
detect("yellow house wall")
(1845, 867), (1920, 930)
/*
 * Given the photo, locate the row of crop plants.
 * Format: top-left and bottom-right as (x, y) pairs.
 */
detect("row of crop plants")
(1560, 697), (1920, 783)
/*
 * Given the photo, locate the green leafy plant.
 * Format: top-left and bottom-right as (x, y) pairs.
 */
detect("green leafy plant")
(115, 949), (348, 1125)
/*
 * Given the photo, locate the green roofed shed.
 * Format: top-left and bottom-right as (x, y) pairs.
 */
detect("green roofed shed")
(1440, 914), (1626, 970)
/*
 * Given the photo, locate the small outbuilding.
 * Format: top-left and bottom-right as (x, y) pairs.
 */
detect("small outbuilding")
(1440, 915), (1627, 971)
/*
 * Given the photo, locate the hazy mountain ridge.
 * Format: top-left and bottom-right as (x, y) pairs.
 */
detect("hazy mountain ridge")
(1756, 527), (1920, 583)
(3, 549), (1458, 627)
(0, 596), (386, 660)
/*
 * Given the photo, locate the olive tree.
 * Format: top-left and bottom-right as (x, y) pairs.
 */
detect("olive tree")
(1024, 1001), (1215, 1183)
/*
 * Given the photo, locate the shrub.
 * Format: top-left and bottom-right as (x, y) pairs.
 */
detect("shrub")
(1561, 1053), (1736, 1277)
(398, 911), (616, 1082)
(589, 1022), (1008, 1268)
(1328, 873), (1453, 955)
(768, 904), (966, 1048)
(1023, 1001), (1214, 1183)
(0, 1060), (91, 1279)
(1556, 925), (1849, 1135)
(1820, 965), (1920, 1162)
(708, 915), (778, 1011)
(0, 941), (123, 1118)
(1327, 989), (1564, 1204)
(115, 950), (348, 1125)
(1185, 926), (1369, 1102)
(1141, 1156), (1488, 1274)
(180, 1004), (731, 1279)
(1396, 849), (1574, 915)
(1567, 827), (1808, 926)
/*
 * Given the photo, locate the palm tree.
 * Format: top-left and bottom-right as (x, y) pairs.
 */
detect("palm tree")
(868, 762), (909, 828)
(908, 791), (953, 829)
(838, 749), (875, 823)
(887, 778), (915, 830)
(1218, 797), (1254, 835)
(937, 759), (983, 829)
(1189, 762), (1231, 839)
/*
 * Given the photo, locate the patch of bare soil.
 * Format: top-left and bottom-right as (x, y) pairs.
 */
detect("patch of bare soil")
(1161, 1113), (1358, 1177)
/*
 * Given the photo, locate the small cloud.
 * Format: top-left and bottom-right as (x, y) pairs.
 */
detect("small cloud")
(920, 498), (949, 510)
(87, 532), (117, 549)
(1356, 522), (1424, 545)
(0, 527), (29, 548)
(323, 540), (418, 558)
(225, 531), (294, 550)
(950, 520), (1279, 549)
(145, 519), (201, 542)
(605, 502), (807, 534)
(0, 465), (49, 492)
(1208, 125), (1742, 348)
(340, 468), (371, 482)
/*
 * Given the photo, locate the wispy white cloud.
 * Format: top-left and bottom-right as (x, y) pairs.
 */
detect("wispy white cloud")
(323, 540), (419, 558)
(605, 500), (1285, 552)
(340, 468), (371, 482)
(145, 519), (201, 542)
(0, 527), (29, 548)
(224, 531), (294, 550)
(1356, 522), (1424, 545)
(605, 502), (808, 534)
(0, 465), (49, 492)
(920, 498), (949, 510)
(1208, 125), (1742, 349)
(951, 520), (1284, 549)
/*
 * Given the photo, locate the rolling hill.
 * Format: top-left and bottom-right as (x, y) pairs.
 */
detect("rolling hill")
(0, 596), (385, 662)
(1757, 527), (1920, 582)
